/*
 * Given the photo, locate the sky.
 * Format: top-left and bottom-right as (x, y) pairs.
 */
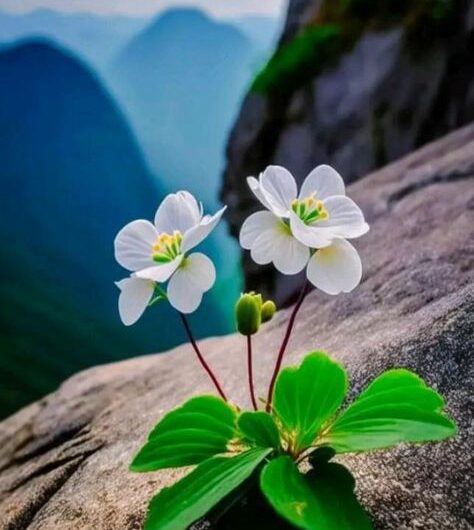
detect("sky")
(0, 0), (287, 18)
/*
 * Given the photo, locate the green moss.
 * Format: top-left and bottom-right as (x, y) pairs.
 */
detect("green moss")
(251, 25), (344, 94)
(251, 0), (456, 96)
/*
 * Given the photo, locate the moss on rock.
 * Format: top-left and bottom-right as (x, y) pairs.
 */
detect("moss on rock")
(251, 0), (456, 95)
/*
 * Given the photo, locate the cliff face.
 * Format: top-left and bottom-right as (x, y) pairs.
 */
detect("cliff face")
(221, 0), (474, 303)
(0, 126), (473, 530)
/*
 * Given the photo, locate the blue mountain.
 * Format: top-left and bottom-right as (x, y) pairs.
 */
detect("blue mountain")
(0, 8), (146, 69)
(0, 40), (226, 419)
(109, 8), (255, 206)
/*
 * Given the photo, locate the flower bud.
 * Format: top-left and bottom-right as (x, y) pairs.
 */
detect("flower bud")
(261, 300), (276, 323)
(235, 293), (262, 336)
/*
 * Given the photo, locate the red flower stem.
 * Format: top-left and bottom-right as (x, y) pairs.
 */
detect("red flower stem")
(247, 335), (258, 411)
(178, 312), (228, 401)
(266, 281), (309, 412)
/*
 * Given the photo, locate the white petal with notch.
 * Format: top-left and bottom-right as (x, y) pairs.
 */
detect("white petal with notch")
(307, 239), (362, 295)
(114, 219), (157, 271)
(240, 210), (279, 249)
(299, 164), (346, 200)
(116, 277), (155, 325)
(167, 253), (216, 313)
(154, 191), (202, 234)
(260, 165), (297, 217)
(181, 206), (226, 253)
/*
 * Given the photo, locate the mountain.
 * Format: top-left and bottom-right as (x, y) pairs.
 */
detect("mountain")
(0, 40), (227, 419)
(109, 8), (255, 207)
(0, 8), (147, 69)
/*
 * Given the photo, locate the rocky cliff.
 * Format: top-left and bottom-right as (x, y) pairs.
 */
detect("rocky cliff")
(221, 0), (474, 303)
(0, 125), (473, 529)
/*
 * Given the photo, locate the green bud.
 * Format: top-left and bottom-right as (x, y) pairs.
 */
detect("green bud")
(252, 293), (263, 311)
(261, 300), (276, 323)
(235, 293), (262, 336)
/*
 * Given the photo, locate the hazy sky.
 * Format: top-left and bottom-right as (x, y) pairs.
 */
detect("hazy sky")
(0, 0), (287, 18)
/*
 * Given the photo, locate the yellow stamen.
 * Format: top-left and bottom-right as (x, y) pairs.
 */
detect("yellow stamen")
(289, 193), (329, 224)
(152, 230), (183, 260)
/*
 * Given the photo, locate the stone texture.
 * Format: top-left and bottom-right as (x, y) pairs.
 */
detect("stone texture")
(221, 0), (474, 302)
(0, 126), (473, 529)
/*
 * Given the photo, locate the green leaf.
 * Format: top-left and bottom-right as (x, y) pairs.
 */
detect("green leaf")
(273, 352), (347, 451)
(130, 395), (237, 471)
(308, 446), (335, 467)
(238, 411), (281, 449)
(322, 369), (456, 452)
(260, 456), (372, 530)
(144, 448), (272, 530)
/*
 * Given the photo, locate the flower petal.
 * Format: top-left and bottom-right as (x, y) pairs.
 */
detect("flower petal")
(114, 220), (157, 271)
(181, 206), (226, 253)
(154, 191), (202, 234)
(250, 227), (279, 266)
(316, 196), (369, 239)
(247, 176), (273, 211)
(239, 210), (279, 249)
(250, 222), (310, 275)
(260, 165), (297, 217)
(289, 211), (333, 249)
(135, 255), (184, 282)
(299, 165), (346, 200)
(167, 253), (216, 313)
(273, 234), (310, 275)
(115, 277), (154, 325)
(306, 239), (362, 295)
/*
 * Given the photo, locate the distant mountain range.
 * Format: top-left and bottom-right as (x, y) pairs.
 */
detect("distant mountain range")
(0, 40), (228, 418)
(108, 8), (256, 205)
(0, 8), (278, 72)
(0, 8), (147, 69)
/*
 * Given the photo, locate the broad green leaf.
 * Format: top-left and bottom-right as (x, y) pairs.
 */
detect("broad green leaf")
(322, 369), (456, 452)
(130, 395), (237, 471)
(260, 456), (372, 530)
(273, 352), (347, 451)
(308, 446), (335, 467)
(144, 448), (272, 530)
(238, 411), (281, 449)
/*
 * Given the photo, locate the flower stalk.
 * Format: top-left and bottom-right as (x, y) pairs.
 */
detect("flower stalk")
(246, 335), (258, 410)
(266, 280), (309, 412)
(178, 312), (228, 401)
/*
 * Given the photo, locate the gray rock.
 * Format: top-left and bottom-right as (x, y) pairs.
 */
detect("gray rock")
(221, 0), (474, 303)
(0, 126), (473, 529)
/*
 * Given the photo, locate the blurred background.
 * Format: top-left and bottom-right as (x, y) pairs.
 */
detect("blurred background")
(0, 0), (472, 419)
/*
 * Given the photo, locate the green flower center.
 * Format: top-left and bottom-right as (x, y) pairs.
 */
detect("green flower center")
(291, 194), (329, 225)
(152, 230), (182, 263)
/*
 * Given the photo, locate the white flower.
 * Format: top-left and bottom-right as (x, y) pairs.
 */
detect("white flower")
(114, 191), (224, 320)
(239, 165), (368, 295)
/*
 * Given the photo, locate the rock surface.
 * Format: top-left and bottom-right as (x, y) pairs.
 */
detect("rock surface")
(1, 126), (473, 529)
(221, 0), (474, 302)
